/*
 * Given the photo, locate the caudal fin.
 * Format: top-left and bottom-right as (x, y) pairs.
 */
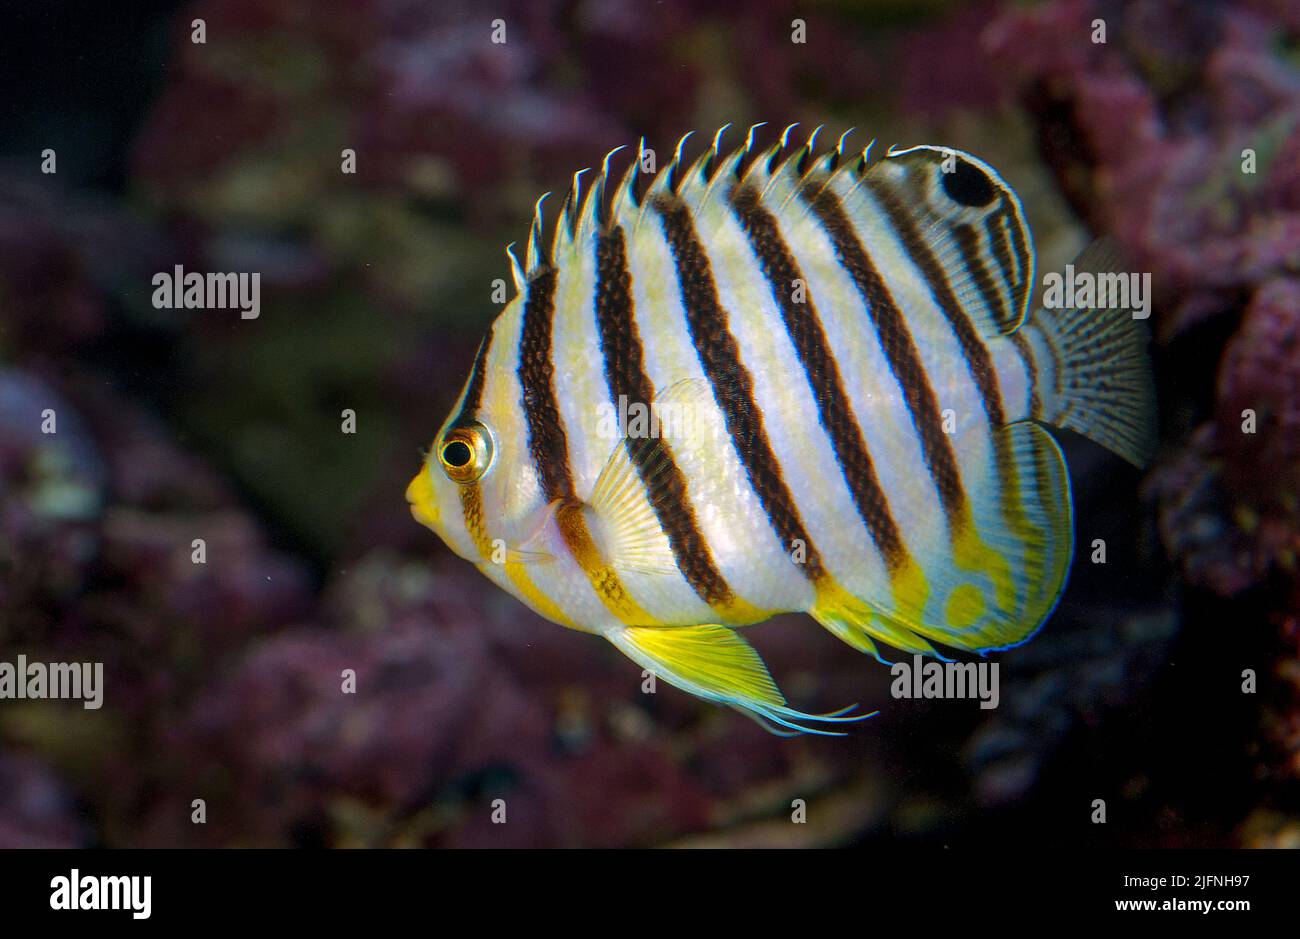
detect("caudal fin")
(1022, 240), (1157, 467)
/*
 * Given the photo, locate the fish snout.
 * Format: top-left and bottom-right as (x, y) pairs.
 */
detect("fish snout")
(406, 467), (441, 531)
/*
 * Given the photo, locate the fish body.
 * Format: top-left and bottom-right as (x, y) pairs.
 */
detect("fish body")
(407, 126), (1157, 733)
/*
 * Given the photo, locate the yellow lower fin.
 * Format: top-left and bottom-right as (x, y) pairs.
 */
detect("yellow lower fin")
(608, 624), (871, 736)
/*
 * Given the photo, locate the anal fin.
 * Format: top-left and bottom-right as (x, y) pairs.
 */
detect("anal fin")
(810, 421), (1073, 658)
(810, 576), (948, 664)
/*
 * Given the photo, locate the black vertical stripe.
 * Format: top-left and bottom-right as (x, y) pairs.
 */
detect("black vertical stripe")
(1005, 204), (1031, 292)
(453, 319), (496, 569)
(955, 222), (1013, 332)
(867, 179), (1006, 427)
(870, 175), (1048, 568)
(988, 212), (1020, 290)
(653, 195), (825, 583)
(516, 268), (574, 501)
(730, 185), (909, 572)
(804, 184), (970, 528)
(452, 333), (493, 424)
(594, 224), (739, 608)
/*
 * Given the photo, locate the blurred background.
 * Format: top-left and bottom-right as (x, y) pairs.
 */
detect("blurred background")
(1, 0), (1298, 847)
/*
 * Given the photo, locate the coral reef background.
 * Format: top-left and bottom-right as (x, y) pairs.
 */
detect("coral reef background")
(1, 0), (1297, 847)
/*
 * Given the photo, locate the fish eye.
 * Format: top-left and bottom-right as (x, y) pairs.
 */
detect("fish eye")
(442, 441), (472, 467)
(437, 420), (494, 484)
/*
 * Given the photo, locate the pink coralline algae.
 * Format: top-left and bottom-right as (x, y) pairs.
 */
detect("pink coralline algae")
(985, 0), (1300, 338)
(1150, 278), (1300, 597)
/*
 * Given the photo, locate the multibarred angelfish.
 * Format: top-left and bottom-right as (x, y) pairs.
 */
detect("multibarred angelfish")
(406, 125), (1156, 734)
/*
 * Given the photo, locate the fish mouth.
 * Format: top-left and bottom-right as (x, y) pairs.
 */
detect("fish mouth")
(405, 467), (440, 531)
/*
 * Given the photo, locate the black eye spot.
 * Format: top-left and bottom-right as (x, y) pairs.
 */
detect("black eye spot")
(941, 158), (997, 208)
(442, 440), (472, 467)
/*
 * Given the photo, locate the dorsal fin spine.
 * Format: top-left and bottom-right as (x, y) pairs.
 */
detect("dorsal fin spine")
(737, 122), (768, 180)
(505, 242), (525, 293)
(595, 145), (626, 228)
(526, 192), (551, 273)
(575, 169), (607, 246)
(608, 159), (638, 229)
(666, 131), (695, 195)
(566, 169), (590, 240)
(702, 123), (732, 181)
(512, 125), (884, 267)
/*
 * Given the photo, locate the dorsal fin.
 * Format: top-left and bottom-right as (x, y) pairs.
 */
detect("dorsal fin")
(862, 145), (1035, 335)
(510, 126), (1030, 303)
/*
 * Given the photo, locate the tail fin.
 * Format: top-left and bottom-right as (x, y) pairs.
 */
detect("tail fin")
(1022, 240), (1157, 467)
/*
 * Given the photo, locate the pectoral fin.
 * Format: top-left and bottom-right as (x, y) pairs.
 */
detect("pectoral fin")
(584, 375), (757, 579)
(584, 435), (681, 576)
(609, 624), (872, 736)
